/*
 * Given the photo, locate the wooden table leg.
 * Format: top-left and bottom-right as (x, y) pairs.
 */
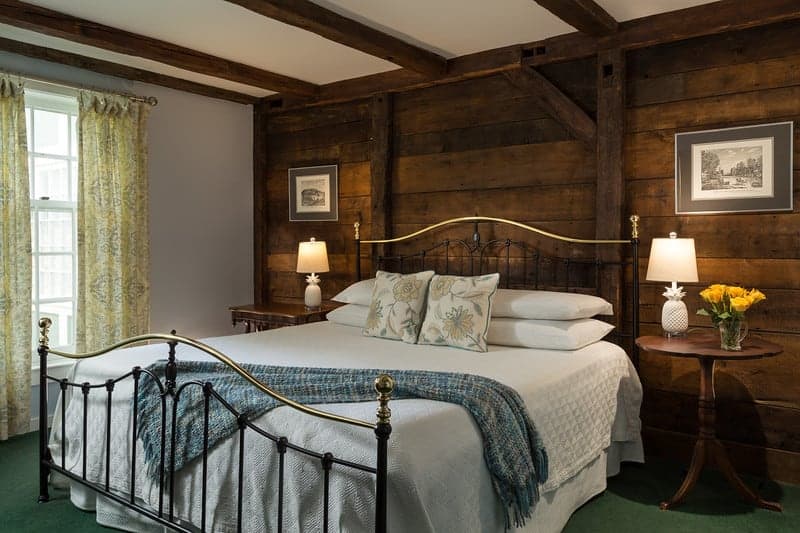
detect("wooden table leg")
(710, 439), (783, 511)
(660, 438), (707, 509)
(661, 357), (782, 512)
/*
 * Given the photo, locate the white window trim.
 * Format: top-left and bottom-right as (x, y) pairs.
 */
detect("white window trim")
(26, 86), (79, 363)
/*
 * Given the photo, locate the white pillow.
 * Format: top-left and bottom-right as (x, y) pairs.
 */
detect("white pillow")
(491, 289), (613, 320)
(326, 303), (368, 328)
(332, 278), (375, 306)
(487, 318), (614, 350)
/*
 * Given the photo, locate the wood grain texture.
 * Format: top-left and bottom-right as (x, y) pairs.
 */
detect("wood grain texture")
(256, 20), (800, 482)
(595, 48), (625, 317)
(253, 102), (269, 304)
(225, 0), (445, 76)
(0, 0), (316, 95)
(394, 141), (595, 194)
(623, 20), (799, 482)
(370, 93), (393, 252)
(534, 0), (618, 36)
(503, 67), (597, 144)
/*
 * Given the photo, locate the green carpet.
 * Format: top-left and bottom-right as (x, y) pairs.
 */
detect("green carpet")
(1, 432), (798, 532)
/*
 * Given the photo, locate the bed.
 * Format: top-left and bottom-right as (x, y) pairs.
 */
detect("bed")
(37, 216), (644, 533)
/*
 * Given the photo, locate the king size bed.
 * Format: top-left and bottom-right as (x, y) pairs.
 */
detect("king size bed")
(37, 216), (644, 533)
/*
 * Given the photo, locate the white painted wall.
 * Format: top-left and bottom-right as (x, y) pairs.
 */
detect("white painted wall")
(0, 52), (253, 425)
(137, 82), (253, 338)
(0, 51), (253, 339)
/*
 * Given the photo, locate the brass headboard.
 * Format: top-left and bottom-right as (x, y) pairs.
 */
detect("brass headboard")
(354, 216), (641, 363)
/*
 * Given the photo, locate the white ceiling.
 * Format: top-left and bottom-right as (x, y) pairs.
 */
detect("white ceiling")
(0, 0), (717, 98)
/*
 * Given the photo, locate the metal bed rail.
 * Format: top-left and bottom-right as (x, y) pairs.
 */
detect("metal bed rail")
(36, 319), (394, 533)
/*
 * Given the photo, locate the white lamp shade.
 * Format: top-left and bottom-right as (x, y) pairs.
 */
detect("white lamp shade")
(646, 233), (698, 283)
(296, 238), (330, 273)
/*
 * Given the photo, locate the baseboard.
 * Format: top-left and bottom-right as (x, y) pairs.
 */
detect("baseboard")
(643, 426), (800, 484)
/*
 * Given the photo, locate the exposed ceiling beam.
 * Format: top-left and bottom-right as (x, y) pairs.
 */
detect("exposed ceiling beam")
(0, 0), (317, 96)
(503, 67), (596, 145)
(0, 36), (257, 104)
(524, 0), (800, 66)
(225, 0), (446, 77)
(534, 0), (618, 36)
(263, 43), (523, 110)
(265, 0), (800, 111)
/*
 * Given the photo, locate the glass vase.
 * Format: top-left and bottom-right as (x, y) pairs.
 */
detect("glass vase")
(719, 319), (748, 351)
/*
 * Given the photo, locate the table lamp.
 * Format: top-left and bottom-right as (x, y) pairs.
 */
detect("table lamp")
(296, 238), (330, 310)
(646, 232), (698, 337)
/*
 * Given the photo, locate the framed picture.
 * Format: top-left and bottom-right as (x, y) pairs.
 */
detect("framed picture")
(674, 121), (793, 214)
(288, 164), (338, 221)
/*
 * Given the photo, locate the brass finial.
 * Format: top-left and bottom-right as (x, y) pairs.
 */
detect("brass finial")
(354, 221), (360, 240)
(39, 317), (52, 347)
(630, 214), (640, 240)
(375, 374), (394, 424)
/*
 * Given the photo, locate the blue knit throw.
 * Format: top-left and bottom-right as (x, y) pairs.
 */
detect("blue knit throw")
(137, 360), (548, 527)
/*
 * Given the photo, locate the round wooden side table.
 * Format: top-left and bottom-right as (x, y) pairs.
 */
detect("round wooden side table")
(635, 332), (783, 512)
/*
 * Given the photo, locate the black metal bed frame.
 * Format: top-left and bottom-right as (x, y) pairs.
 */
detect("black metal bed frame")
(37, 215), (640, 533)
(37, 328), (394, 533)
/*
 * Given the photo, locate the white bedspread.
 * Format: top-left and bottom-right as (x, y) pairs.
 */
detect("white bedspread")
(50, 321), (642, 533)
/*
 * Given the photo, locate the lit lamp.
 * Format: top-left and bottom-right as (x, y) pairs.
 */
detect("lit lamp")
(646, 232), (698, 337)
(296, 238), (330, 310)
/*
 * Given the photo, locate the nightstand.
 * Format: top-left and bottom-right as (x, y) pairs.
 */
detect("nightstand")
(229, 301), (339, 332)
(636, 332), (783, 512)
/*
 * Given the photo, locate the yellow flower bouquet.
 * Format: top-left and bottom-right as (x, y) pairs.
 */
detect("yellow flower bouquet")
(697, 284), (766, 350)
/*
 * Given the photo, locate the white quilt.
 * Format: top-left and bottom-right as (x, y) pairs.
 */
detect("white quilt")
(50, 321), (642, 533)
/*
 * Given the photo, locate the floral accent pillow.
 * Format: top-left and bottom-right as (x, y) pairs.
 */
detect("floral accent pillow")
(418, 273), (500, 352)
(363, 270), (435, 343)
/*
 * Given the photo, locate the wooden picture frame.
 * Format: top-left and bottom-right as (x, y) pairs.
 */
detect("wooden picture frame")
(288, 164), (338, 221)
(674, 121), (793, 214)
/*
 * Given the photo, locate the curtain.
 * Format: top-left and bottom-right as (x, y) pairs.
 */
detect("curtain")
(0, 75), (31, 440)
(76, 90), (150, 352)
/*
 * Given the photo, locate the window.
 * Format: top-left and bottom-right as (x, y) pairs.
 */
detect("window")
(25, 88), (79, 353)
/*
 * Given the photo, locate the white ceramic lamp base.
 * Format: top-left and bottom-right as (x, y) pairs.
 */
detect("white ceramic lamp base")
(304, 282), (322, 310)
(661, 298), (689, 338)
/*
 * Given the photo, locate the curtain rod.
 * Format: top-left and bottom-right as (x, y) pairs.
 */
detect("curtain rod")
(4, 70), (158, 106)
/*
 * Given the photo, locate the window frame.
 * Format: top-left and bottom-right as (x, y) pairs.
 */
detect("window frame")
(25, 84), (79, 379)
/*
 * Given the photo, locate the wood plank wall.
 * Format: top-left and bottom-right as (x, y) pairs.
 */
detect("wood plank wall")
(256, 21), (799, 482)
(260, 99), (372, 302)
(626, 20), (800, 482)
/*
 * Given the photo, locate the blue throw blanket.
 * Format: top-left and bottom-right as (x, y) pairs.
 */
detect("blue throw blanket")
(137, 361), (548, 527)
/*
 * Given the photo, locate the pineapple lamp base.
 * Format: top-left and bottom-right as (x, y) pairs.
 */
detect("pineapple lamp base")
(661, 283), (689, 338)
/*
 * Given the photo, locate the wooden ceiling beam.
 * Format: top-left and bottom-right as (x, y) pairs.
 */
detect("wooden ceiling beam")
(503, 66), (596, 145)
(267, 0), (800, 111)
(525, 0), (800, 66)
(225, 0), (446, 77)
(264, 43), (523, 111)
(534, 0), (618, 36)
(0, 0), (317, 96)
(0, 36), (257, 104)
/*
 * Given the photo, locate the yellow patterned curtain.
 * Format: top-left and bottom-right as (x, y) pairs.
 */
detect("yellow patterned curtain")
(0, 75), (31, 440)
(76, 90), (150, 352)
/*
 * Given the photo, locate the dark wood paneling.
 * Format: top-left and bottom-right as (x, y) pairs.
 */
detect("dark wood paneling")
(394, 141), (596, 195)
(254, 20), (800, 483)
(370, 94), (393, 243)
(253, 102), (269, 304)
(393, 185), (595, 224)
(627, 20), (800, 483)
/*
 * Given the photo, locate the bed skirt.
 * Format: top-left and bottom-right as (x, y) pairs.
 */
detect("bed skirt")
(59, 439), (643, 533)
